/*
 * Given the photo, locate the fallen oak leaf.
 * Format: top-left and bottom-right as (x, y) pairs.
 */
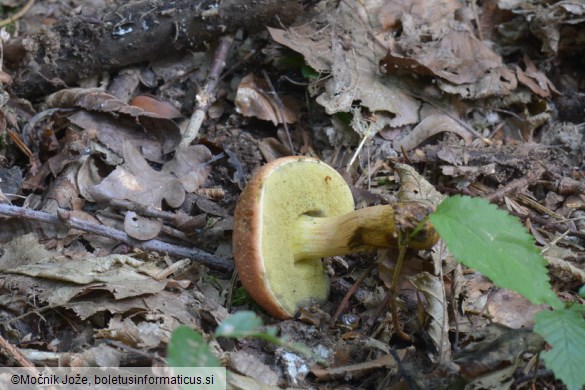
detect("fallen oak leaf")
(89, 141), (185, 209)
(161, 145), (212, 193)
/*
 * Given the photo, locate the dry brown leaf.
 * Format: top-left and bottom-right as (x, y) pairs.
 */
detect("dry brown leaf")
(89, 142), (186, 209)
(161, 144), (212, 193)
(47, 88), (181, 161)
(65, 290), (205, 322)
(379, 0), (460, 30)
(516, 56), (560, 97)
(393, 114), (473, 152)
(227, 351), (279, 386)
(0, 236), (167, 304)
(129, 94), (183, 119)
(395, 163), (445, 208)
(379, 0), (518, 99)
(227, 372), (282, 390)
(97, 315), (170, 349)
(234, 73), (299, 125)
(409, 272), (451, 363)
(486, 289), (549, 328)
(268, 0), (421, 132)
(124, 211), (162, 241)
(454, 324), (545, 381)
(529, 0), (585, 54)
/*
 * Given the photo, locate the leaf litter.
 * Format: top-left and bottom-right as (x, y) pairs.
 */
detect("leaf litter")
(0, 0), (583, 388)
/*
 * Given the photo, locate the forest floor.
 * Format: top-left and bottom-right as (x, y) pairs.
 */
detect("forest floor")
(0, 0), (583, 389)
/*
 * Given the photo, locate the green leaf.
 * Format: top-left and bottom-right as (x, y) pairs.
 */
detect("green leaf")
(214, 311), (264, 338)
(301, 64), (320, 80)
(430, 196), (562, 309)
(167, 326), (220, 368)
(534, 305), (585, 390)
(214, 311), (326, 364)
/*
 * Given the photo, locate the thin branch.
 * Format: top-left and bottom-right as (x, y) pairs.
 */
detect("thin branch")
(182, 34), (234, 147)
(0, 203), (234, 272)
(262, 69), (295, 154)
(0, 0), (35, 28)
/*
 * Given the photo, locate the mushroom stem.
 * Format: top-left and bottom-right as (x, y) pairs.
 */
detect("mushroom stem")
(292, 205), (399, 261)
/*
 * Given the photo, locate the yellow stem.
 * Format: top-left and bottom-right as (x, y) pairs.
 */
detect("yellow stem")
(292, 205), (398, 261)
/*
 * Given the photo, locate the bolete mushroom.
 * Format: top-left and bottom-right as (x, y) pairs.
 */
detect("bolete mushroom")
(233, 156), (438, 319)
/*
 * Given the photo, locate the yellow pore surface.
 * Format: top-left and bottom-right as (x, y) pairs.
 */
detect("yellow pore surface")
(259, 158), (354, 316)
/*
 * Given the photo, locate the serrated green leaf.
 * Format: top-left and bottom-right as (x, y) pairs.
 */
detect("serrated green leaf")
(167, 326), (220, 367)
(430, 196), (562, 309)
(534, 305), (585, 390)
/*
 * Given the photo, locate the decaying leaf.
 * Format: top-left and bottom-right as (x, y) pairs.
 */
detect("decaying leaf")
(268, 0), (421, 134)
(89, 142), (185, 208)
(0, 235), (167, 305)
(393, 114), (473, 152)
(87, 142), (212, 209)
(96, 314), (172, 349)
(46, 88), (181, 162)
(516, 56), (559, 98)
(454, 324), (545, 382)
(395, 163), (445, 208)
(234, 73), (299, 125)
(161, 144), (212, 193)
(227, 351), (279, 386)
(378, 0), (517, 98)
(129, 94), (183, 119)
(486, 289), (549, 328)
(409, 272), (451, 363)
(527, 0), (585, 55)
(124, 211), (162, 241)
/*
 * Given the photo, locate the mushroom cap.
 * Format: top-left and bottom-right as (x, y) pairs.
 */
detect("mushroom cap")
(233, 156), (355, 319)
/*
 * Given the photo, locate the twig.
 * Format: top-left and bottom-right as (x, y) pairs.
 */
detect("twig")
(330, 263), (376, 327)
(262, 69), (295, 154)
(487, 167), (544, 202)
(0, 333), (36, 368)
(0, 203), (234, 272)
(508, 209), (585, 240)
(0, 0), (35, 28)
(182, 34), (234, 147)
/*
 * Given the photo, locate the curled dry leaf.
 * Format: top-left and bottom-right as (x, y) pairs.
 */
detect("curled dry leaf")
(409, 272), (451, 363)
(393, 114), (473, 152)
(124, 211), (162, 241)
(129, 94), (183, 119)
(395, 163), (445, 208)
(0, 235), (168, 304)
(516, 56), (559, 98)
(234, 73), (299, 125)
(45, 88), (181, 158)
(527, 0), (585, 55)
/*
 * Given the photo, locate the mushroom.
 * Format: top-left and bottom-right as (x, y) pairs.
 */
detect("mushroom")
(233, 156), (438, 319)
